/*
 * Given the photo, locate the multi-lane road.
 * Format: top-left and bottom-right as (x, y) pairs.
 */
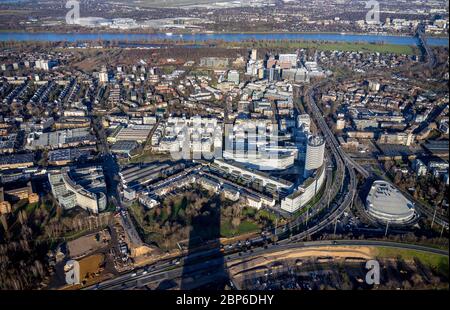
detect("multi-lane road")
(285, 84), (359, 240)
(85, 239), (448, 290)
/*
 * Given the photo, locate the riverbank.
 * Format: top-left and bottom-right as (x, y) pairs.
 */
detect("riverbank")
(1, 28), (448, 39)
(0, 31), (448, 47)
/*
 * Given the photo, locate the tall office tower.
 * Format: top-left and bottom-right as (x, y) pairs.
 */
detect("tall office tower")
(304, 135), (325, 179)
(251, 49), (257, 61)
(99, 66), (109, 84)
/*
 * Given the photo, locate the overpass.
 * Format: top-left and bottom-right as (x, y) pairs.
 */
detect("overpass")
(416, 23), (437, 69)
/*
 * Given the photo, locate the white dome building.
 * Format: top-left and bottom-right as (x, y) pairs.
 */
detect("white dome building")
(365, 180), (415, 224)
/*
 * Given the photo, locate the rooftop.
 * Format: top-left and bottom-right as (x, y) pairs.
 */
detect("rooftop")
(366, 180), (415, 223)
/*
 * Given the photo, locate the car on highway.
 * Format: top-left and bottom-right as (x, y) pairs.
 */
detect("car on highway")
(173, 259), (181, 265)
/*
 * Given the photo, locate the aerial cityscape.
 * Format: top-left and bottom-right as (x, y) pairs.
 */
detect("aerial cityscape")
(0, 0), (448, 298)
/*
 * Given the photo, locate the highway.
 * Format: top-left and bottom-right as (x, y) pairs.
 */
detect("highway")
(85, 239), (448, 290)
(416, 23), (437, 69)
(276, 84), (360, 240)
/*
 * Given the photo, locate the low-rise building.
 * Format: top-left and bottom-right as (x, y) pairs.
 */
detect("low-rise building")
(26, 128), (95, 150)
(0, 153), (34, 170)
(48, 148), (93, 166)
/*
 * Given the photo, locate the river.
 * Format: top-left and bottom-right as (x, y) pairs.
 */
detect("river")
(0, 32), (448, 46)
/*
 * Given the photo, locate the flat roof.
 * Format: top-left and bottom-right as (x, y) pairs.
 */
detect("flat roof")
(366, 180), (414, 218)
(214, 158), (293, 187)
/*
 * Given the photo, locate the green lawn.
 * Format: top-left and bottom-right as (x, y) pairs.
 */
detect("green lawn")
(257, 209), (277, 223)
(375, 247), (449, 276)
(220, 220), (260, 238)
(242, 207), (257, 218)
(222, 41), (417, 55)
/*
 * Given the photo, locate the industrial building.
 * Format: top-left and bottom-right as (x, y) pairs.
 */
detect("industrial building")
(108, 125), (152, 144)
(111, 140), (139, 157)
(48, 148), (94, 166)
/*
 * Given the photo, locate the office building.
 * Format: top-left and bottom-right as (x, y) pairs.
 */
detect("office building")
(48, 166), (107, 214)
(281, 165), (326, 213)
(278, 54), (298, 67)
(227, 70), (240, 85)
(304, 135), (325, 178)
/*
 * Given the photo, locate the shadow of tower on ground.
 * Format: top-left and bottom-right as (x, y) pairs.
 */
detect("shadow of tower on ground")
(179, 194), (229, 290)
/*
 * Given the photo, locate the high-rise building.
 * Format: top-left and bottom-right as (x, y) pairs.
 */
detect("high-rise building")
(266, 67), (281, 81)
(368, 81), (381, 92)
(99, 67), (109, 84)
(246, 59), (264, 76)
(251, 49), (257, 61)
(227, 70), (240, 85)
(304, 135), (325, 178)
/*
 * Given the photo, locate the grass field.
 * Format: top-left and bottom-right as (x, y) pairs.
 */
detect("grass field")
(375, 247), (449, 275)
(220, 220), (260, 238)
(222, 41), (417, 55)
(123, 0), (229, 8)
